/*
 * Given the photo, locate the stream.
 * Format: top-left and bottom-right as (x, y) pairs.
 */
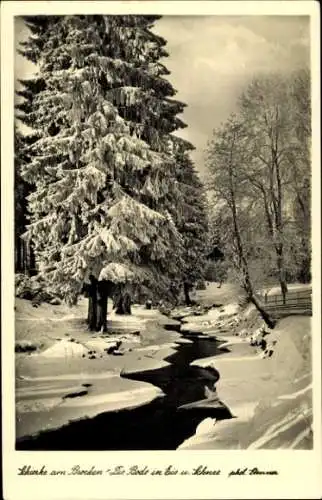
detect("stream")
(16, 327), (232, 450)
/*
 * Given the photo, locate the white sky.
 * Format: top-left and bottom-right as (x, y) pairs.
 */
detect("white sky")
(15, 15), (310, 177)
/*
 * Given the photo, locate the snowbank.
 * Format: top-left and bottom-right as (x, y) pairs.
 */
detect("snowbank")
(180, 316), (312, 450)
(15, 298), (182, 440)
(180, 303), (240, 333)
(16, 375), (164, 439)
(60, 385), (164, 410)
(40, 339), (89, 358)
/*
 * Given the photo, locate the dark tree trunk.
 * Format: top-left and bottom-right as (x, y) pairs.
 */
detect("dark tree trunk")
(84, 278), (98, 332)
(15, 236), (22, 273)
(170, 282), (179, 306)
(183, 281), (192, 306)
(276, 252), (288, 305)
(22, 241), (26, 273)
(281, 282), (287, 305)
(115, 291), (132, 315)
(250, 295), (277, 329)
(299, 237), (311, 283)
(299, 257), (311, 283)
(29, 244), (36, 274)
(123, 293), (131, 314)
(97, 280), (109, 331)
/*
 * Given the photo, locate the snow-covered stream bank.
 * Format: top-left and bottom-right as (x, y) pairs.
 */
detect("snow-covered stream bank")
(16, 324), (231, 450)
(15, 288), (313, 451)
(178, 315), (312, 450)
(15, 299), (233, 450)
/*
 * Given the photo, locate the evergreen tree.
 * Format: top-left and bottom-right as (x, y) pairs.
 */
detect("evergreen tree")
(14, 127), (37, 273)
(170, 143), (209, 304)
(17, 15), (186, 312)
(15, 16), (57, 273)
(15, 128), (28, 272)
(96, 16), (208, 302)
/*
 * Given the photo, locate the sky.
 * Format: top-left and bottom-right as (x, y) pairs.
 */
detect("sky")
(15, 15), (310, 178)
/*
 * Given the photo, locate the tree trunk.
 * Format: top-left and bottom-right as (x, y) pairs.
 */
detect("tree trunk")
(170, 282), (179, 306)
(221, 125), (276, 330)
(29, 244), (36, 274)
(115, 287), (132, 315)
(183, 281), (192, 306)
(299, 256), (311, 283)
(15, 236), (22, 273)
(22, 240), (26, 274)
(250, 295), (277, 329)
(123, 293), (131, 314)
(277, 252), (288, 304)
(85, 278), (98, 332)
(115, 295), (131, 314)
(97, 280), (109, 331)
(299, 237), (311, 283)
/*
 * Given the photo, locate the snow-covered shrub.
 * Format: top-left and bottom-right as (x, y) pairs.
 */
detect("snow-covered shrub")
(15, 273), (34, 300)
(15, 340), (42, 353)
(15, 273), (57, 304)
(238, 328), (248, 338)
(249, 323), (272, 349)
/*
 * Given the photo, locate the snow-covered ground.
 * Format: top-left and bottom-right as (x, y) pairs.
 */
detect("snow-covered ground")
(194, 282), (241, 307)
(15, 298), (181, 440)
(179, 316), (312, 449)
(259, 282), (312, 296)
(180, 303), (240, 333)
(15, 282), (313, 449)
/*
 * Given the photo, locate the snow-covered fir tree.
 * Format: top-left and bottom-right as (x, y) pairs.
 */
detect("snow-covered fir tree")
(98, 16), (208, 301)
(16, 15), (208, 316)
(170, 141), (209, 304)
(14, 127), (38, 272)
(16, 15), (187, 308)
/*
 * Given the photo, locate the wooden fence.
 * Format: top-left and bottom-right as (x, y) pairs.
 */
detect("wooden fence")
(258, 288), (312, 317)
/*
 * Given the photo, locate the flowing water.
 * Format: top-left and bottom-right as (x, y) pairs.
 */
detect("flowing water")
(16, 330), (232, 450)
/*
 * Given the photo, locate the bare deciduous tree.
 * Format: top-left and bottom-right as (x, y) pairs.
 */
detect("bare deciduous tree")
(206, 115), (276, 327)
(238, 75), (292, 304)
(206, 70), (311, 320)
